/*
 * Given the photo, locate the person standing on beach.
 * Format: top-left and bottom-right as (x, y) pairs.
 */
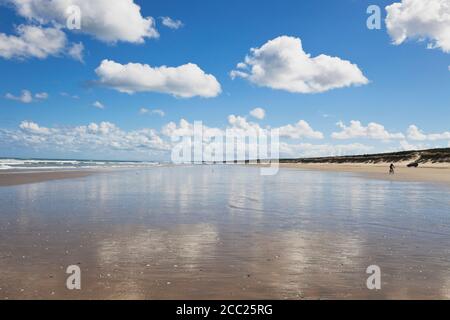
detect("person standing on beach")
(389, 163), (395, 175)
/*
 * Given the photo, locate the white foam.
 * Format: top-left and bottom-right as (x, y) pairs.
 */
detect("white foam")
(0, 158), (162, 170)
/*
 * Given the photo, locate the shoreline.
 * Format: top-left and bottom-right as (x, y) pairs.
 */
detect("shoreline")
(1, 164), (449, 299)
(278, 163), (450, 185)
(2, 162), (450, 187)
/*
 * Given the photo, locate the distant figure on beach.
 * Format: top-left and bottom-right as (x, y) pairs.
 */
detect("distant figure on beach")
(389, 163), (395, 175)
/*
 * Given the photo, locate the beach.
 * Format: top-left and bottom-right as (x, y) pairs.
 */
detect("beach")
(0, 170), (95, 187)
(1, 0), (449, 305)
(279, 163), (450, 185)
(1, 165), (450, 299)
(1, 163), (449, 188)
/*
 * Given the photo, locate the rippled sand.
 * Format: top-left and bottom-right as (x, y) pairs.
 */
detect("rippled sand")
(1, 166), (450, 299)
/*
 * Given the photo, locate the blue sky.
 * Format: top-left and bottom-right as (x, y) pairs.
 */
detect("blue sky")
(0, 0), (449, 160)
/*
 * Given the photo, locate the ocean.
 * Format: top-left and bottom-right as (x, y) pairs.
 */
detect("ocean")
(0, 158), (162, 170)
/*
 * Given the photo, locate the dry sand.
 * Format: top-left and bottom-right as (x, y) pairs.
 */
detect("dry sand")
(278, 162), (450, 185)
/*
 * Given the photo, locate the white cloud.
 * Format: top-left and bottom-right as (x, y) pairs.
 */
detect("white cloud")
(92, 101), (105, 109)
(230, 36), (369, 93)
(1, 118), (376, 160)
(6, 0), (159, 43)
(163, 115), (323, 142)
(159, 121), (351, 160)
(226, 115), (265, 136)
(407, 125), (450, 141)
(161, 16), (183, 29)
(35, 92), (48, 99)
(386, 0), (450, 53)
(0, 24), (79, 60)
(140, 108), (165, 116)
(151, 109), (165, 117)
(331, 121), (405, 140)
(280, 142), (373, 158)
(161, 119), (188, 137)
(67, 42), (84, 62)
(398, 140), (425, 151)
(406, 125), (428, 141)
(5, 116), (448, 160)
(5, 90), (33, 103)
(19, 121), (51, 135)
(8, 121), (170, 154)
(5, 89), (48, 103)
(162, 119), (224, 140)
(95, 59), (221, 98)
(278, 120), (324, 139)
(249, 107), (265, 120)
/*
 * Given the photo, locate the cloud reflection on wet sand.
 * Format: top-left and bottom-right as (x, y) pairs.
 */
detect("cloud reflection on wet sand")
(1, 165), (450, 299)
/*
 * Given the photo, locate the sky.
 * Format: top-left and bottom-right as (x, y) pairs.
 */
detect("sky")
(0, 0), (449, 161)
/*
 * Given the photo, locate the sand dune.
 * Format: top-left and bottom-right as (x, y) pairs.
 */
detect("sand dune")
(278, 148), (450, 185)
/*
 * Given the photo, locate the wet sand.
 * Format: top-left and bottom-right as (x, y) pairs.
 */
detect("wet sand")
(279, 163), (450, 185)
(0, 170), (95, 187)
(1, 165), (450, 299)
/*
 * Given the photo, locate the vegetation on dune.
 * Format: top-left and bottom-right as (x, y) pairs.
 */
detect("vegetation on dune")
(280, 148), (450, 165)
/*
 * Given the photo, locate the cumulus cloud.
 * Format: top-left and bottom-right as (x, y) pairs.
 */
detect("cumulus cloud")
(163, 115), (323, 142)
(407, 125), (450, 141)
(249, 107), (265, 120)
(19, 121), (51, 135)
(386, 0), (450, 53)
(0, 24), (81, 60)
(92, 101), (105, 109)
(398, 140), (426, 151)
(226, 115), (266, 137)
(161, 16), (184, 29)
(5, 116), (448, 160)
(278, 120), (324, 139)
(230, 36), (369, 93)
(6, 121), (170, 154)
(162, 119), (224, 140)
(331, 121), (405, 140)
(5, 0), (158, 43)
(95, 59), (221, 98)
(5, 89), (48, 103)
(161, 116), (325, 161)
